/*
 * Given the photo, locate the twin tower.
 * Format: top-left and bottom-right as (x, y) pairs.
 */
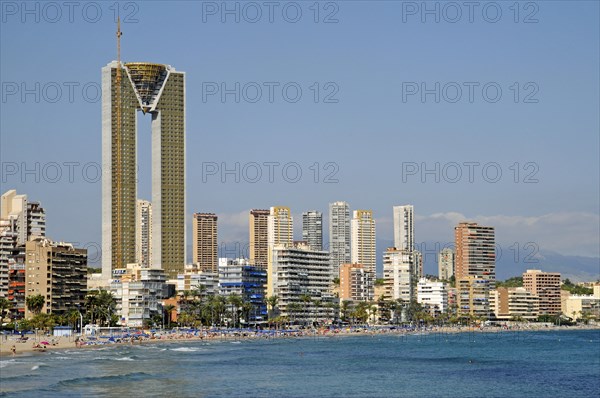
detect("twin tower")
(101, 61), (185, 280)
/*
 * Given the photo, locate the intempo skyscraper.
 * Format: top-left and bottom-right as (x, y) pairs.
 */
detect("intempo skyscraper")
(102, 22), (185, 280)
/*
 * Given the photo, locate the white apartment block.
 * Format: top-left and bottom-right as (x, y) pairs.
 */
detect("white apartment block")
(417, 278), (448, 314)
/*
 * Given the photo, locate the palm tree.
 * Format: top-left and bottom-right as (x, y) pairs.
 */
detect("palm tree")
(228, 294), (244, 328)
(312, 299), (322, 326)
(164, 305), (176, 328)
(340, 300), (351, 323)
(26, 294), (45, 315)
(368, 302), (378, 325)
(241, 301), (253, 326)
(66, 309), (80, 331)
(85, 289), (116, 326)
(287, 302), (302, 325)
(300, 294), (312, 326)
(266, 295), (279, 322)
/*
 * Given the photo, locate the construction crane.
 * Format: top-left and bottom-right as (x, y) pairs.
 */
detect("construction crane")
(115, 18), (123, 268)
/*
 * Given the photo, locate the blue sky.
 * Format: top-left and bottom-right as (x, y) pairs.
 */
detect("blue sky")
(1, 1), (599, 263)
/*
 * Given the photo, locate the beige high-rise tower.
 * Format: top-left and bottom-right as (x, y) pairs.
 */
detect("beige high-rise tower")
(192, 213), (218, 273)
(351, 210), (376, 273)
(102, 61), (186, 280)
(267, 207), (294, 248)
(249, 209), (270, 269)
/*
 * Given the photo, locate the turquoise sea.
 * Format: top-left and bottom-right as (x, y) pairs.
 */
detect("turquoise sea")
(1, 329), (599, 397)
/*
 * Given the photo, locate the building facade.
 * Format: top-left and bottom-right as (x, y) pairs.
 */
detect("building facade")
(393, 205), (414, 251)
(351, 210), (376, 274)
(268, 242), (334, 324)
(267, 207), (293, 248)
(457, 276), (492, 318)
(192, 213), (218, 273)
(417, 278), (448, 315)
(102, 61), (186, 280)
(218, 258), (267, 324)
(383, 248), (416, 302)
(491, 287), (539, 321)
(249, 209), (270, 269)
(135, 199), (152, 267)
(455, 222), (496, 317)
(339, 263), (375, 302)
(522, 269), (561, 315)
(0, 190), (46, 297)
(302, 210), (323, 251)
(24, 238), (87, 319)
(438, 248), (455, 281)
(329, 201), (351, 279)
(110, 263), (169, 327)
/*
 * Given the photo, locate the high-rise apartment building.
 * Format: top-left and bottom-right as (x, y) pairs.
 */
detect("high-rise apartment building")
(454, 222), (496, 283)
(329, 201), (351, 278)
(523, 269), (561, 315)
(393, 205), (414, 251)
(383, 248), (416, 302)
(267, 207), (293, 248)
(110, 263), (168, 327)
(24, 238), (87, 319)
(0, 190), (46, 297)
(192, 213), (218, 273)
(438, 248), (455, 280)
(339, 263), (375, 302)
(351, 210), (376, 273)
(135, 200), (152, 267)
(102, 61), (186, 280)
(249, 209), (270, 269)
(218, 258), (267, 323)
(302, 211), (323, 251)
(455, 222), (495, 318)
(268, 242), (334, 324)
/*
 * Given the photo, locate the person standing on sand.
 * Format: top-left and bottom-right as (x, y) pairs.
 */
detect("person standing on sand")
(11, 345), (16, 356)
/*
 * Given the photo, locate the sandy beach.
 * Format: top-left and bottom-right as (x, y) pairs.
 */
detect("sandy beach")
(2, 324), (598, 358)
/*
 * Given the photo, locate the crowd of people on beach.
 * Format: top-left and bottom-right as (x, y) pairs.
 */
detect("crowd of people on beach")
(3, 323), (596, 356)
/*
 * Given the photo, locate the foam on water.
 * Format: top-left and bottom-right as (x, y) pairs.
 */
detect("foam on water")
(170, 347), (201, 352)
(0, 359), (16, 368)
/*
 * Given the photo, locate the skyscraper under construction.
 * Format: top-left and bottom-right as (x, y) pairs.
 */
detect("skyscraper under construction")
(102, 53), (185, 280)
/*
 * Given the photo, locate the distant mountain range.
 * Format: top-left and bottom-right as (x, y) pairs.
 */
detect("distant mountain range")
(375, 239), (599, 282)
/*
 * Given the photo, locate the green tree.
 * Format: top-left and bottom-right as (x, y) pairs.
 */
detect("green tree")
(0, 297), (12, 321)
(496, 276), (524, 288)
(26, 294), (45, 315)
(561, 279), (593, 295)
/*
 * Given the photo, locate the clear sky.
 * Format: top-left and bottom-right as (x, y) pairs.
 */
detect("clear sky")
(1, 1), (599, 264)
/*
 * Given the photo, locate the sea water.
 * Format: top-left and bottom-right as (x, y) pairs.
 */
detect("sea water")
(1, 329), (599, 397)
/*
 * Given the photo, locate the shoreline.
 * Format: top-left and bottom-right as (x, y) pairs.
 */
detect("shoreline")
(2, 324), (598, 357)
